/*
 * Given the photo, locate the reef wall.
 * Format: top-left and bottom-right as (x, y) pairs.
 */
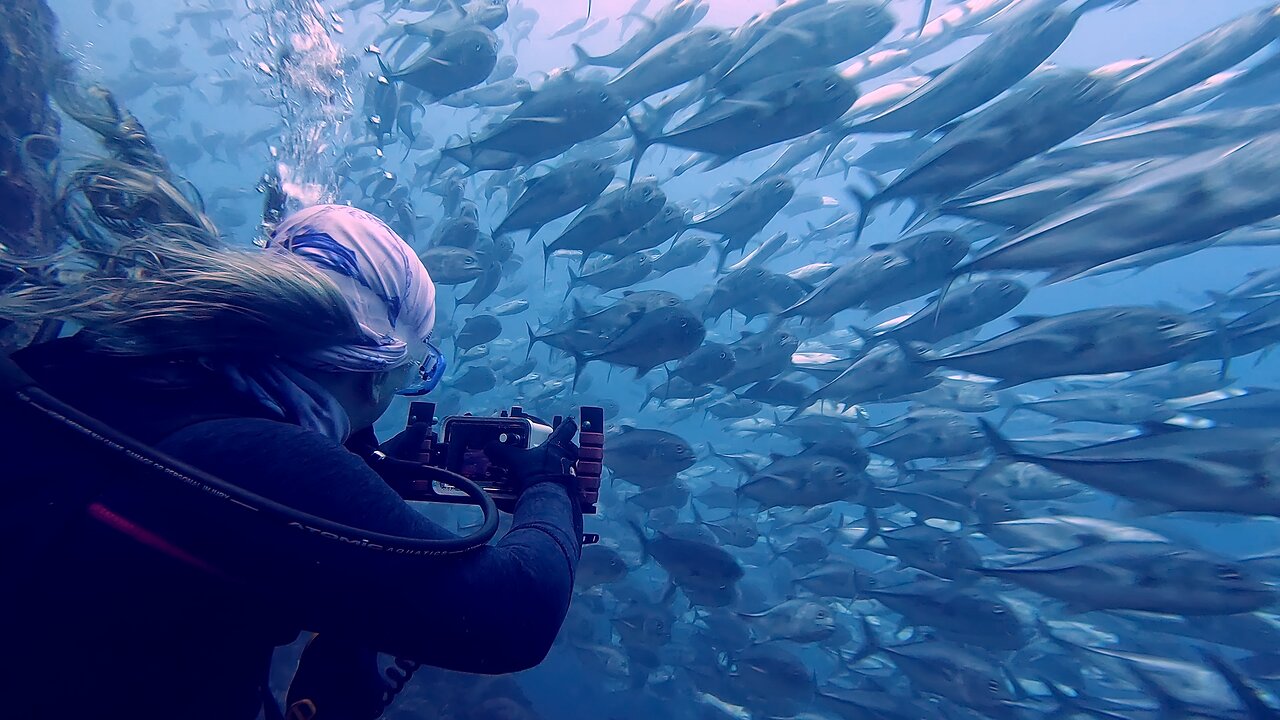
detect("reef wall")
(0, 0), (62, 352)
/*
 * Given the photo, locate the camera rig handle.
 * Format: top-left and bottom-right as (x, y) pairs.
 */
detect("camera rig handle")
(575, 406), (604, 515)
(399, 402), (603, 516)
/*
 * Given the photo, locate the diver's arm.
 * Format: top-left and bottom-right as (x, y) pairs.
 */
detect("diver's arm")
(278, 480), (581, 673)
(383, 481), (582, 673)
(156, 418), (583, 673)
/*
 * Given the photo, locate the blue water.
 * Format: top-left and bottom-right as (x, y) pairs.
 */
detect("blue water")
(46, 0), (1280, 718)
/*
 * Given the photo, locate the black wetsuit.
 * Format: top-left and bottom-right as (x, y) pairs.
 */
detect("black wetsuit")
(0, 336), (583, 720)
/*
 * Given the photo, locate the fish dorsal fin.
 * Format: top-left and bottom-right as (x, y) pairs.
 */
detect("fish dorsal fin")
(623, 14), (657, 32)
(1138, 421), (1187, 436)
(720, 98), (774, 113)
(507, 116), (566, 125)
(1010, 315), (1047, 327)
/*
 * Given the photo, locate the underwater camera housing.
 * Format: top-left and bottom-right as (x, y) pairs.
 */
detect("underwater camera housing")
(398, 402), (603, 515)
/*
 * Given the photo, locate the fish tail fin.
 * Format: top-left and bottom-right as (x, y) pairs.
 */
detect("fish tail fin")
(374, 54), (394, 82)
(1204, 290), (1230, 306)
(977, 418), (1021, 459)
(571, 352), (590, 391)
(524, 322), (539, 360)
(917, 0), (932, 37)
(526, 223), (544, 244)
(1127, 662), (1193, 716)
(846, 615), (881, 664)
(427, 149), (450, 181)
(570, 43), (594, 71)
(902, 203), (934, 233)
(624, 518), (650, 565)
(786, 395), (816, 422)
(492, 216), (510, 238)
(853, 507), (879, 549)
(542, 241), (554, 287)
(901, 207), (942, 233)
(625, 110), (654, 187)
(564, 265), (580, 302)
(847, 325), (873, 344)
(825, 515), (843, 547)
(711, 241), (729, 275)
(848, 563), (865, 599)
(844, 179), (876, 247)
(1203, 314), (1234, 381)
(765, 536), (783, 565)
(994, 403), (1019, 429)
(816, 135), (843, 178)
(1198, 648), (1279, 719)
(659, 579), (680, 606)
(930, 272), (959, 334)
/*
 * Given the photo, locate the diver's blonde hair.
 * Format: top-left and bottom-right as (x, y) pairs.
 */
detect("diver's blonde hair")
(1, 85), (362, 359)
(0, 229), (362, 359)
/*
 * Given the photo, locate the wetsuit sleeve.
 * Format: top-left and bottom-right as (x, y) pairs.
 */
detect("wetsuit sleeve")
(156, 418), (583, 674)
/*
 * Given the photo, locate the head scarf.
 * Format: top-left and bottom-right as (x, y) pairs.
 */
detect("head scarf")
(223, 205), (436, 443)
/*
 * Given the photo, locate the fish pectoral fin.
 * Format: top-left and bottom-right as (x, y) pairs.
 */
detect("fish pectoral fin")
(1040, 265), (1101, 286)
(719, 98), (775, 114)
(507, 116), (566, 125)
(1122, 499), (1178, 517)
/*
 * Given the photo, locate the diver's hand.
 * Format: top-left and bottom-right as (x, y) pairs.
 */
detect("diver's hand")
(378, 421), (431, 461)
(286, 634), (388, 720)
(485, 418), (580, 495)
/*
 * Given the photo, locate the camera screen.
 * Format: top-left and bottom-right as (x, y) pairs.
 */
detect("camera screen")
(458, 446), (492, 480)
(443, 419), (529, 489)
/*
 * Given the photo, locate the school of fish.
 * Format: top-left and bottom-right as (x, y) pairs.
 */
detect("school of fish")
(55, 0), (1280, 717)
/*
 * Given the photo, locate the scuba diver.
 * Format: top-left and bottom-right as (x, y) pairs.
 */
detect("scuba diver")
(0, 205), (584, 719)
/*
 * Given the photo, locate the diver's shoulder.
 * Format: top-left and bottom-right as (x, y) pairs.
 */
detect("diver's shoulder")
(159, 416), (348, 453)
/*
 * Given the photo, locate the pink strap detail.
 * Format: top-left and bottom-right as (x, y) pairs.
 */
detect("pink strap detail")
(87, 502), (233, 581)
